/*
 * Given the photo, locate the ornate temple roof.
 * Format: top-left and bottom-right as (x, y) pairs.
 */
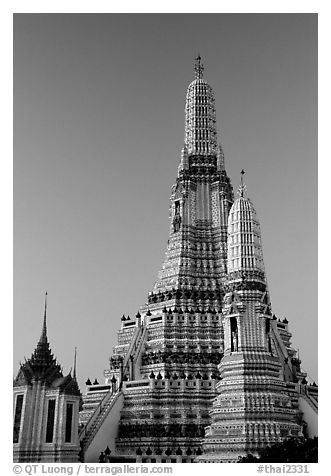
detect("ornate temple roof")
(13, 293), (80, 396)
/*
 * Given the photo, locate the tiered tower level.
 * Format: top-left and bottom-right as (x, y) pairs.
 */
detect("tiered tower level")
(78, 58), (318, 464)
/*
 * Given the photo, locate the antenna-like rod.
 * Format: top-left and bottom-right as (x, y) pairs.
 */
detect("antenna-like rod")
(238, 169), (246, 197)
(194, 54), (204, 79)
(73, 346), (77, 380)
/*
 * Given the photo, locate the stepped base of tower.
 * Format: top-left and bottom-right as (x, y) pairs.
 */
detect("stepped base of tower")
(79, 309), (317, 463)
(115, 378), (216, 461)
(79, 377), (216, 462)
(79, 361), (318, 463)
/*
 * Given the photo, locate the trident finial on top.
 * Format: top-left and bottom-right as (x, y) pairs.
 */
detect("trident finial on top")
(238, 169), (247, 197)
(195, 54), (204, 79)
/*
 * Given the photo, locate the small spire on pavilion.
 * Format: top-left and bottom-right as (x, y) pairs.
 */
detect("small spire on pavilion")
(238, 169), (247, 197)
(194, 54), (204, 79)
(40, 291), (48, 344)
(73, 347), (77, 380)
(13, 291), (64, 384)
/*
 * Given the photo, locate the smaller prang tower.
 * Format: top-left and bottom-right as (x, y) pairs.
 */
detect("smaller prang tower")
(199, 174), (304, 462)
(13, 294), (81, 462)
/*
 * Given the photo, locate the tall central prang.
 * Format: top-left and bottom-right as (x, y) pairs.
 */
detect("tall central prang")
(151, 54), (233, 298)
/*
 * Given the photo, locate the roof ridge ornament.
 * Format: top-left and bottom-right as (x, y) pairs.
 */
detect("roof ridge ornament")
(238, 169), (246, 198)
(194, 54), (204, 79)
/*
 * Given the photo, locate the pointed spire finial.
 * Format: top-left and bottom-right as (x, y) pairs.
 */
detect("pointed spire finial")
(40, 291), (48, 344)
(238, 169), (246, 197)
(194, 54), (204, 79)
(73, 346), (77, 380)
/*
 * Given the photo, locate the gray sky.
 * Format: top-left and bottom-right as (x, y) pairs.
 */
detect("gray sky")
(14, 13), (317, 390)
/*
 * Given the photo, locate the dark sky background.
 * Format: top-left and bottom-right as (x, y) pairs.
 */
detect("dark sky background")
(13, 13), (317, 390)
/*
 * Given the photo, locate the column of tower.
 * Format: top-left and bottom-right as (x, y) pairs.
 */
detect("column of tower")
(198, 179), (303, 462)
